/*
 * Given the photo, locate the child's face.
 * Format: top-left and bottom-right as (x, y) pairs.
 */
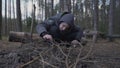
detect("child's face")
(59, 22), (70, 31)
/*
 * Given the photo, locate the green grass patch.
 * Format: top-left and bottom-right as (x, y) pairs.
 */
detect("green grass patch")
(2, 36), (8, 41)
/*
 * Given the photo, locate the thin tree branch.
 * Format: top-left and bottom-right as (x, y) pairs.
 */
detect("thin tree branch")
(55, 44), (67, 57)
(79, 41), (94, 60)
(39, 59), (58, 68)
(73, 43), (83, 68)
(19, 57), (39, 68)
(39, 54), (45, 68)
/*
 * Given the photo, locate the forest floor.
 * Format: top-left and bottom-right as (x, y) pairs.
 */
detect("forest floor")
(0, 38), (120, 68)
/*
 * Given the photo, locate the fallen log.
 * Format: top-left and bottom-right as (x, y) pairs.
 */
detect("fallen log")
(107, 35), (120, 41)
(83, 30), (106, 39)
(9, 31), (40, 43)
(107, 35), (120, 38)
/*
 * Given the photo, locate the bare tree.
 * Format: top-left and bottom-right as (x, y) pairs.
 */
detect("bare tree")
(59, 0), (71, 12)
(114, 0), (120, 34)
(72, 0), (75, 13)
(2, 0), (6, 35)
(0, 0), (2, 39)
(23, 0), (28, 21)
(45, 0), (48, 19)
(45, 0), (53, 18)
(12, 0), (16, 31)
(101, 0), (107, 32)
(16, 0), (22, 31)
(84, 0), (93, 29)
(51, 0), (54, 16)
(7, 0), (12, 34)
(37, 0), (44, 21)
(78, 1), (84, 26)
(93, 0), (99, 42)
(30, 4), (36, 40)
(66, 0), (71, 12)
(108, 0), (116, 41)
(59, 0), (64, 12)
(4, 0), (7, 35)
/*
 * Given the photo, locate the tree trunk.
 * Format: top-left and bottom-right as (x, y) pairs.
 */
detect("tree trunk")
(59, 0), (64, 12)
(99, 0), (107, 33)
(12, 0), (15, 31)
(51, 0), (54, 15)
(108, 0), (116, 41)
(30, 4), (36, 40)
(66, 0), (71, 12)
(7, 0), (11, 34)
(93, 0), (99, 42)
(2, 1), (5, 35)
(72, 0), (75, 13)
(114, 0), (120, 34)
(45, 0), (48, 19)
(13, 0), (17, 31)
(64, 0), (71, 12)
(59, 0), (71, 12)
(0, 0), (2, 39)
(16, 0), (22, 32)
(41, 0), (44, 20)
(80, 3), (84, 24)
(4, 0), (7, 35)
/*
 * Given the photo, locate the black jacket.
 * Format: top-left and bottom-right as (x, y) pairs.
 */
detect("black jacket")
(36, 12), (83, 42)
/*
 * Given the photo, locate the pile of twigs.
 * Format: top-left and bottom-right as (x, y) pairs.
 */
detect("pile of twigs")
(3, 40), (120, 68)
(0, 40), (95, 68)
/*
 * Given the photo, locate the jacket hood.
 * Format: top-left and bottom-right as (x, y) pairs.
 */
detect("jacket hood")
(59, 14), (75, 28)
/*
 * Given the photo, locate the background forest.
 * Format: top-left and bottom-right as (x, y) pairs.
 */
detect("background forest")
(0, 0), (120, 40)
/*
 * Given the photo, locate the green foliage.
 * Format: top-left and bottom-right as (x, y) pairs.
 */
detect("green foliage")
(23, 17), (37, 32)
(26, 17), (32, 27)
(114, 6), (120, 34)
(99, 21), (108, 34)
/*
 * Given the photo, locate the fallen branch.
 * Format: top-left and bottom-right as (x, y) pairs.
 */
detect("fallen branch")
(20, 55), (58, 68)
(73, 43), (83, 68)
(19, 57), (39, 68)
(39, 54), (45, 68)
(55, 44), (67, 57)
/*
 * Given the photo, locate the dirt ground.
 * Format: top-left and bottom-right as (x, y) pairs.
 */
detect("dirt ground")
(0, 39), (120, 68)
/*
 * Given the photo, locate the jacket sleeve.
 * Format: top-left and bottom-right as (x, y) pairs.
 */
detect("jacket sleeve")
(36, 19), (55, 37)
